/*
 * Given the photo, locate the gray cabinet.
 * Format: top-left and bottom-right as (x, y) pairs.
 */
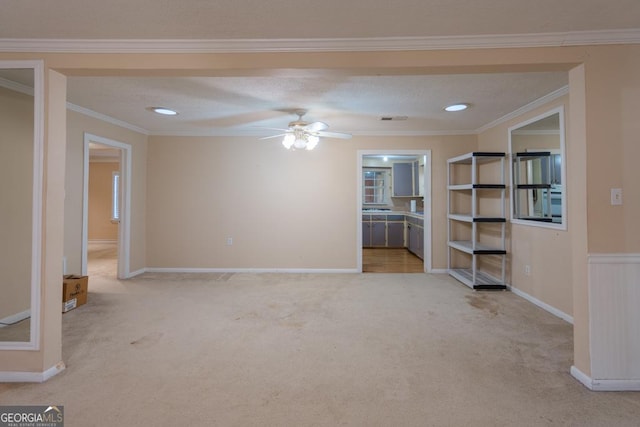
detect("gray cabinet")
(387, 222), (405, 247)
(362, 218), (372, 246)
(406, 216), (424, 259)
(392, 163), (413, 197)
(371, 221), (386, 246)
(393, 161), (423, 197)
(362, 213), (406, 248)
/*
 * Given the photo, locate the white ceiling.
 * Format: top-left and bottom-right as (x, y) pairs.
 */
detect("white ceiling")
(65, 73), (568, 136)
(1, 0), (638, 137)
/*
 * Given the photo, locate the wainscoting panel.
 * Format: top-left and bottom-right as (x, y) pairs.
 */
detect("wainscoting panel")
(588, 254), (640, 382)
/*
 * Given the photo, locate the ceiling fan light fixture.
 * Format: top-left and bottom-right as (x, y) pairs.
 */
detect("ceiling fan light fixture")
(444, 103), (470, 112)
(282, 129), (321, 151)
(282, 133), (295, 149)
(305, 135), (319, 150)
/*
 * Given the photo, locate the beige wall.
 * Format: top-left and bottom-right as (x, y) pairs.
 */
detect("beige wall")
(88, 162), (119, 241)
(0, 85), (33, 320)
(478, 95), (573, 317)
(146, 134), (474, 270)
(64, 111), (147, 275)
(583, 46), (640, 253)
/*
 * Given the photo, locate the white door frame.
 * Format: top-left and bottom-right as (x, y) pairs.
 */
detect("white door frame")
(82, 133), (132, 279)
(357, 149), (432, 273)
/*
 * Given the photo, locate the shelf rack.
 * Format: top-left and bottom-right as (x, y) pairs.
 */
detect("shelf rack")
(447, 152), (507, 290)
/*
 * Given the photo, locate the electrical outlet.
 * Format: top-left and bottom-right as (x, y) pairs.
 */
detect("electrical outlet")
(524, 265), (531, 276)
(226, 237), (233, 246)
(611, 188), (623, 205)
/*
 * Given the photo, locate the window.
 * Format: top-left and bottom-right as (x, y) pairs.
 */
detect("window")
(363, 168), (391, 205)
(111, 171), (120, 222)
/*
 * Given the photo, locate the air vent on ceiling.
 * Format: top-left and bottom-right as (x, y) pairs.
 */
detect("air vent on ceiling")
(380, 116), (408, 121)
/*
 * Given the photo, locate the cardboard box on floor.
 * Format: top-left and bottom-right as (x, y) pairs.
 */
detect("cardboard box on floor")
(62, 275), (88, 313)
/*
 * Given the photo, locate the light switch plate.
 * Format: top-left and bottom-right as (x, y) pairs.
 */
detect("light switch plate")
(611, 188), (623, 205)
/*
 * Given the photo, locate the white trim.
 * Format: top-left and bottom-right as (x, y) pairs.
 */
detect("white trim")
(82, 133), (132, 279)
(430, 269), (449, 274)
(0, 76), (33, 96)
(128, 268), (147, 278)
(1, 29), (639, 53)
(587, 253), (640, 264)
(357, 149), (432, 273)
(509, 285), (573, 324)
(0, 60), (44, 351)
(0, 362), (65, 383)
(476, 86), (568, 134)
(145, 268), (359, 274)
(88, 239), (118, 244)
(0, 309), (30, 329)
(571, 366), (640, 391)
(68, 102), (149, 135)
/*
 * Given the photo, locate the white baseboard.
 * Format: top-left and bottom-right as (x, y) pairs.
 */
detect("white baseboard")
(144, 267), (359, 274)
(571, 366), (640, 391)
(87, 239), (117, 244)
(0, 309), (30, 328)
(0, 361), (65, 383)
(429, 269), (449, 274)
(127, 268), (147, 278)
(509, 285), (573, 324)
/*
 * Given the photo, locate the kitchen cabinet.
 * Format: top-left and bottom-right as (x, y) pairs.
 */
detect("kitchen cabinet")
(392, 162), (413, 197)
(371, 221), (387, 246)
(387, 221), (405, 248)
(362, 213), (406, 248)
(447, 152), (506, 290)
(406, 215), (424, 259)
(362, 218), (372, 246)
(393, 161), (423, 197)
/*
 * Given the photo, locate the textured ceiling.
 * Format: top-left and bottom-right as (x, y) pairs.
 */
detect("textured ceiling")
(66, 72), (568, 135)
(1, 0), (635, 136)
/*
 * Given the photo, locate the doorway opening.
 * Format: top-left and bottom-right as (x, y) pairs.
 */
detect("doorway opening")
(357, 150), (432, 273)
(82, 133), (132, 279)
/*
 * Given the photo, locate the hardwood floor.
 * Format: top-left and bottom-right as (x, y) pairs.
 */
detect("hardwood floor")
(363, 248), (424, 273)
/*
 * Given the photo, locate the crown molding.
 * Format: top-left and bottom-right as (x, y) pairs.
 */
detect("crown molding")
(0, 29), (639, 53)
(475, 85), (569, 134)
(0, 76), (34, 95)
(67, 102), (149, 135)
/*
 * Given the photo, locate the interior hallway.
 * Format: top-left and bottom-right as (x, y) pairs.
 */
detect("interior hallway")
(87, 241), (117, 278)
(1, 269), (639, 426)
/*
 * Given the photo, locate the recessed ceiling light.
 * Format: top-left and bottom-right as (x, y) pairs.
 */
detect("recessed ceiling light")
(149, 107), (178, 116)
(444, 103), (470, 112)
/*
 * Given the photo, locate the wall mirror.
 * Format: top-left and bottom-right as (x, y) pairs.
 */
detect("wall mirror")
(0, 61), (43, 350)
(509, 106), (566, 229)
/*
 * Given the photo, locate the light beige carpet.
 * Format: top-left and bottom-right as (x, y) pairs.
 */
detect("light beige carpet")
(1, 255), (639, 426)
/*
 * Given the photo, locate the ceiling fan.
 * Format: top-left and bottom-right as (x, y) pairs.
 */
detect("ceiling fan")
(261, 110), (352, 150)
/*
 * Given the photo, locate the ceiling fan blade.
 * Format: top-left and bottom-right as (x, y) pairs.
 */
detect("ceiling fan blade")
(306, 121), (329, 132)
(316, 130), (352, 139)
(260, 133), (287, 140)
(256, 127), (291, 132)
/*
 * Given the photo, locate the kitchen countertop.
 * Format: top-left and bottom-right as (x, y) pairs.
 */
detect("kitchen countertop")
(362, 210), (424, 218)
